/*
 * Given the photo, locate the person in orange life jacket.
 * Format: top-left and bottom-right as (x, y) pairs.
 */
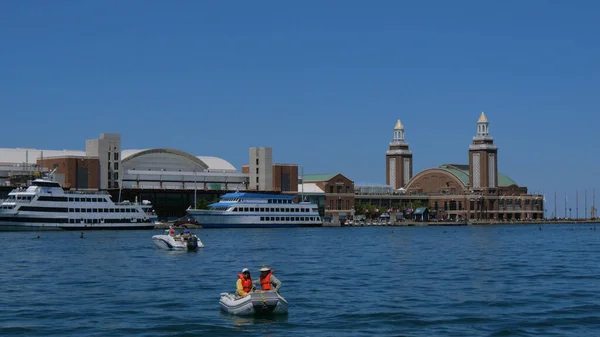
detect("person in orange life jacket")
(254, 265), (282, 292)
(236, 268), (254, 297)
(168, 225), (175, 236)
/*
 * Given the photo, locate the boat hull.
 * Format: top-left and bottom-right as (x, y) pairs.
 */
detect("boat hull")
(219, 291), (288, 316)
(0, 219), (156, 231)
(187, 210), (322, 229)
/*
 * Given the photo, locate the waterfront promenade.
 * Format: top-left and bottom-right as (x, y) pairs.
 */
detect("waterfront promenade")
(156, 219), (600, 229)
(323, 219), (600, 227)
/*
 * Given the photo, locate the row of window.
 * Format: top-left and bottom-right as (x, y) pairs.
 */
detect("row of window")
(233, 207), (318, 213)
(66, 197), (109, 203)
(68, 218), (149, 224)
(329, 185), (352, 194)
(108, 152), (119, 161)
(259, 216), (320, 222)
(6, 196), (33, 201)
(68, 208), (142, 213)
(267, 199), (293, 204)
(329, 199), (351, 210)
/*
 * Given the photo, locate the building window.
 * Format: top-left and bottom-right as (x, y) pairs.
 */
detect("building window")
(256, 177), (259, 183)
(337, 186), (342, 193)
(114, 172), (118, 180)
(108, 171), (111, 182)
(346, 186), (350, 193)
(114, 162), (118, 170)
(256, 168), (259, 174)
(329, 186), (334, 193)
(114, 153), (119, 161)
(108, 152), (111, 161)
(256, 158), (259, 165)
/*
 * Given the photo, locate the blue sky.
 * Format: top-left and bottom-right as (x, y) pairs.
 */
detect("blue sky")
(1, 1), (598, 217)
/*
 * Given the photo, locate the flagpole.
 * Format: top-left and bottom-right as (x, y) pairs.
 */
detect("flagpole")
(554, 191), (557, 220)
(564, 192), (567, 219)
(585, 189), (588, 219)
(576, 189), (579, 220)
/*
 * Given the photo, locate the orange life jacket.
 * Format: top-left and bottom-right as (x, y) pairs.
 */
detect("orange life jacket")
(237, 274), (252, 293)
(260, 271), (273, 290)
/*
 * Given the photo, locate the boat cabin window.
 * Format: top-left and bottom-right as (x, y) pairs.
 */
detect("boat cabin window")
(32, 181), (61, 188)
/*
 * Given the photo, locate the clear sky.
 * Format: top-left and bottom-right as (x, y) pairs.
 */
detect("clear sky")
(1, 1), (598, 217)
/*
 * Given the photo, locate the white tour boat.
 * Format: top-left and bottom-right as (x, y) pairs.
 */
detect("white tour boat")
(0, 178), (157, 231)
(219, 291), (288, 316)
(186, 192), (322, 228)
(152, 230), (204, 250)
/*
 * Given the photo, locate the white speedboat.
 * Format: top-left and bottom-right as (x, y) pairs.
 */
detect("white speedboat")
(219, 291), (288, 316)
(152, 231), (204, 250)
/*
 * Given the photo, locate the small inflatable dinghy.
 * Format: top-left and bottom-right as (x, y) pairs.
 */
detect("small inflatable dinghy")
(219, 291), (288, 315)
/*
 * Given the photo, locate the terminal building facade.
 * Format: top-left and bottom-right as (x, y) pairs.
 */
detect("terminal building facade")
(356, 113), (544, 221)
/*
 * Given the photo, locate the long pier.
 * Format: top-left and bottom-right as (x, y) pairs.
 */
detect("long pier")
(323, 219), (600, 227)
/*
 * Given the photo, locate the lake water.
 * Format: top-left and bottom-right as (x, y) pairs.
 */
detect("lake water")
(2, 224), (600, 336)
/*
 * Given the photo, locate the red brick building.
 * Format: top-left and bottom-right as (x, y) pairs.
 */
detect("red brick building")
(301, 173), (355, 220)
(37, 156), (100, 190)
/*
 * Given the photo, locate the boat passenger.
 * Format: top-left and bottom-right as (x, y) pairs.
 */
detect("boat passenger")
(236, 268), (254, 298)
(255, 265), (282, 292)
(168, 226), (175, 236)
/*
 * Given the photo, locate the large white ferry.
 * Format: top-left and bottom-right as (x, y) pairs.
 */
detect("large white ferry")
(186, 192), (322, 228)
(0, 179), (157, 231)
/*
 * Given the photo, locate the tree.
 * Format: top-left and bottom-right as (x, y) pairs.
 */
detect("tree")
(195, 198), (218, 210)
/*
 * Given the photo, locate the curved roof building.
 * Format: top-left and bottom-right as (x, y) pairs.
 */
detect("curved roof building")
(405, 164), (518, 194)
(122, 149), (236, 173)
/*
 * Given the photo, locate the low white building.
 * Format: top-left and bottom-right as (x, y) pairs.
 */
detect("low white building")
(0, 134), (249, 191)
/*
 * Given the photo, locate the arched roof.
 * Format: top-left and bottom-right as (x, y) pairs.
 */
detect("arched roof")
(122, 148), (209, 171)
(121, 149), (236, 172)
(405, 164), (519, 192)
(405, 168), (467, 191)
(438, 164), (518, 187)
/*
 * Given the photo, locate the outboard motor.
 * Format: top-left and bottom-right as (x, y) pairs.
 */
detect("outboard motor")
(186, 235), (199, 251)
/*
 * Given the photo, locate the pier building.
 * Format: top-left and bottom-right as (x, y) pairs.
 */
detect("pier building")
(296, 173), (355, 221)
(355, 113), (544, 221)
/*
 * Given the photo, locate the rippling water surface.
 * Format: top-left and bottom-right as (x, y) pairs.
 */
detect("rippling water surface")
(2, 224), (600, 336)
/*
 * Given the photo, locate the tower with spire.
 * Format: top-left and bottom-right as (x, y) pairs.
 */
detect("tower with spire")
(468, 112), (498, 191)
(386, 120), (413, 189)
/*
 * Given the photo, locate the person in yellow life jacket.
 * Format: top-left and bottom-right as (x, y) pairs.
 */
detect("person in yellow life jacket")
(254, 265), (282, 292)
(236, 268), (254, 297)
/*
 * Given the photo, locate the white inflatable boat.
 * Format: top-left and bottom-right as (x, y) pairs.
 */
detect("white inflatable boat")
(219, 291), (288, 315)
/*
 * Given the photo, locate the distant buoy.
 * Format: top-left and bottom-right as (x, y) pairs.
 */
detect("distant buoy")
(80, 232), (84, 239)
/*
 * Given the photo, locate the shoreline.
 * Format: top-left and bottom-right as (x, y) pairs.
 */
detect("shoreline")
(153, 219), (600, 229)
(323, 219), (600, 227)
